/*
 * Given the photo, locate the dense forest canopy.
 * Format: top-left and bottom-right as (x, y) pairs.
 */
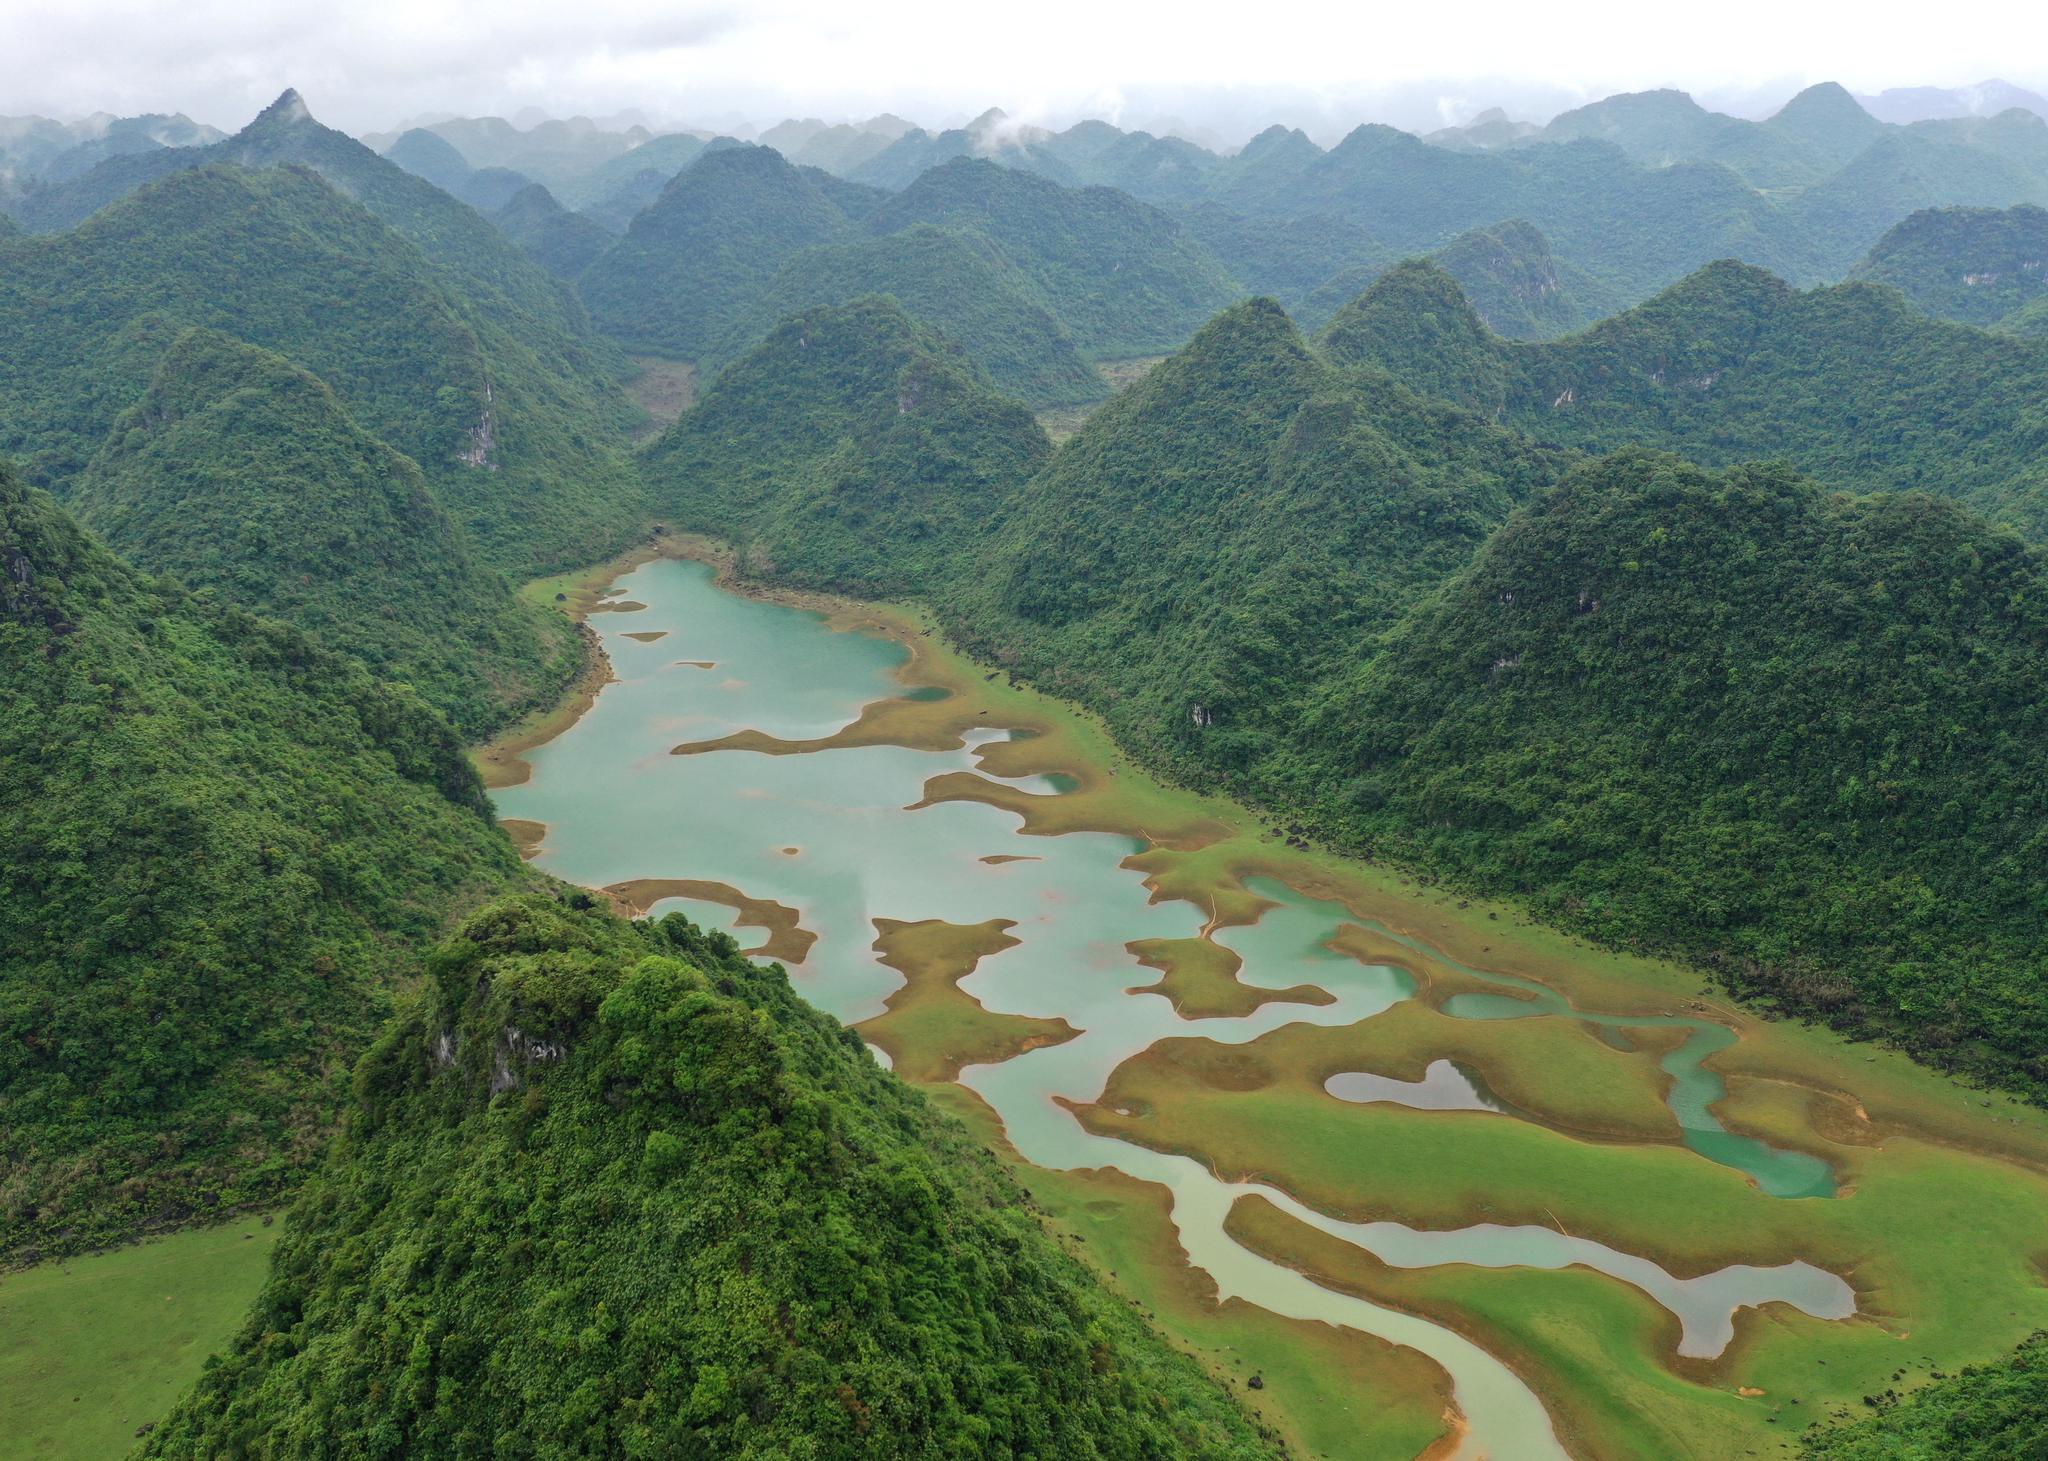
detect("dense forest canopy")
(69, 328), (578, 736)
(646, 296), (1052, 593)
(0, 463), (526, 1261)
(1318, 257), (2048, 537)
(141, 894), (1280, 1460)
(0, 160), (648, 574)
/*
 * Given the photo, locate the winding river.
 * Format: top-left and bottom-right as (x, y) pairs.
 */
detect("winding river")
(494, 557), (1858, 1460)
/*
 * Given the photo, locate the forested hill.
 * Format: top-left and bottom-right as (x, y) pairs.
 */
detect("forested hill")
(10, 89), (592, 345)
(579, 144), (856, 357)
(69, 330), (579, 736)
(1850, 203), (2048, 326)
(1317, 257), (2048, 537)
(0, 162), (647, 573)
(645, 296), (1051, 593)
(141, 895), (1279, 1460)
(1318, 451), (2048, 1093)
(863, 158), (1242, 356)
(946, 299), (1568, 778)
(700, 225), (1106, 408)
(656, 285), (2048, 1101)
(0, 463), (526, 1261)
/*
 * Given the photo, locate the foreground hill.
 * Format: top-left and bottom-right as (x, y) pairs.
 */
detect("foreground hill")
(1322, 451), (2048, 1092)
(700, 225), (1106, 407)
(70, 330), (577, 736)
(0, 162), (646, 572)
(1850, 203), (2048, 325)
(1319, 258), (2048, 536)
(0, 464), (524, 1260)
(645, 297), (1051, 592)
(141, 895), (1277, 1459)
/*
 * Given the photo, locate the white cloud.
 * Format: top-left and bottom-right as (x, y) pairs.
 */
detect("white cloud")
(1, 0), (2044, 139)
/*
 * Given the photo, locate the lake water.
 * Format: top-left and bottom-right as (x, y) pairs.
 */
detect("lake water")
(495, 557), (1857, 1460)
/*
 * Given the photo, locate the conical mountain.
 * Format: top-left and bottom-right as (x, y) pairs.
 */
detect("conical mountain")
(579, 144), (855, 356)
(1317, 259), (1514, 413)
(644, 296), (1051, 592)
(701, 224), (1105, 407)
(1316, 256), (2048, 535)
(0, 160), (647, 572)
(1763, 81), (1889, 167)
(20, 90), (587, 338)
(139, 894), (1278, 1459)
(950, 298), (1565, 777)
(1850, 203), (2048, 325)
(1321, 448), (2048, 1092)
(71, 329), (578, 735)
(492, 181), (612, 278)
(864, 158), (1240, 355)
(382, 125), (473, 193)
(0, 461), (522, 1260)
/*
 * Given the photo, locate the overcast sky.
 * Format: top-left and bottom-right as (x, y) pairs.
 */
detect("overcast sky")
(8, 0), (2048, 142)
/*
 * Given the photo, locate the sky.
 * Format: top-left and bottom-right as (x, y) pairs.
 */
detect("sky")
(6, 0), (2048, 143)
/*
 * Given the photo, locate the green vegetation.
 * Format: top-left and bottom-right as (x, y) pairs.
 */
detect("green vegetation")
(0, 160), (647, 573)
(0, 463), (526, 1260)
(1322, 451), (2048, 1095)
(491, 182), (612, 280)
(1319, 257), (2048, 537)
(703, 225), (1106, 407)
(580, 144), (856, 358)
(554, 131), (712, 212)
(1802, 1334), (2048, 1459)
(647, 297), (1051, 594)
(0, 1219), (281, 1459)
(1851, 203), (2048, 325)
(865, 158), (1241, 357)
(142, 894), (1277, 1460)
(659, 280), (2048, 1105)
(70, 329), (579, 735)
(948, 300), (1565, 773)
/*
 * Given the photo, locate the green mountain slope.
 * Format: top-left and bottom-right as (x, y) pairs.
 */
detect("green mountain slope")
(646, 297), (1051, 593)
(0, 463), (525, 1261)
(18, 92), (594, 342)
(492, 182), (612, 279)
(1788, 128), (2048, 274)
(1318, 258), (2048, 536)
(1850, 203), (2048, 324)
(1537, 87), (1827, 187)
(141, 894), (1277, 1460)
(863, 158), (1242, 356)
(579, 144), (855, 358)
(0, 162), (646, 572)
(948, 299), (1565, 780)
(69, 330), (577, 736)
(555, 131), (710, 211)
(1319, 450), (2048, 1093)
(1180, 205), (1389, 313)
(702, 225), (1105, 407)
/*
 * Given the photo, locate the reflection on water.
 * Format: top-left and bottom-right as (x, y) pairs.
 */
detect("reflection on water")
(496, 558), (1856, 1460)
